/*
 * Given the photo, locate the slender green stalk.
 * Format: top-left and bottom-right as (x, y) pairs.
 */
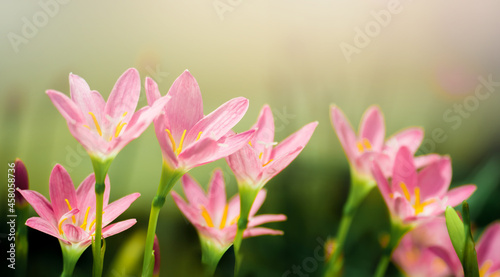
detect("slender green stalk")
(60, 243), (85, 277)
(15, 205), (29, 277)
(90, 157), (112, 277)
(141, 163), (184, 277)
(324, 171), (376, 277)
(233, 185), (259, 276)
(373, 220), (411, 277)
(200, 237), (228, 277)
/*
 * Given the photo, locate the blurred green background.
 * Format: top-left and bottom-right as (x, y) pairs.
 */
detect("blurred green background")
(1, 0), (500, 276)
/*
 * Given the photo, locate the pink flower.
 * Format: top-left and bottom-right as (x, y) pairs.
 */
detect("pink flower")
(371, 146), (476, 224)
(393, 217), (462, 277)
(330, 105), (438, 178)
(171, 169), (286, 250)
(226, 105), (318, 188)
(475, 223), (500, 277)
(46, 68), (170, 160)
(18, 164), (139, 248)
(146, 71), (255, 171)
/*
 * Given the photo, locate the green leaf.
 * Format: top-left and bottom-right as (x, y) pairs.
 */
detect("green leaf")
(445, 206), (465, 262)
(462, 202), (480, 277)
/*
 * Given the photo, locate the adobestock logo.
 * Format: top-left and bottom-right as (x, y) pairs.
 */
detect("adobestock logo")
(7, 0), (71, 54)
(340, 0), (405, 63)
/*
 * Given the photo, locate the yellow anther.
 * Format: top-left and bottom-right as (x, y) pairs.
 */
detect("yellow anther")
(248, 141), (253, 147)
(88, 112), (102, 136)
(58, 218), (69, 234)
(83, 125), (90, 130)
(114, 112), (129, 138)
(259, 152), (263, 159)
(176, 129), (187, 155)
(229, 215), (240, 226)
(480, 260), (493, 277)
(262, 159), (274, 167)
(80, 207), (91, 229)
(196, 131), (203, 141)
(165, 129), (177, 153)
(413, 187), (434, 215)
(356, 142), (364, 153)
(363, 138), (372, 150)
(399, 182), (411, 202)
(219, 204), (229, 230)
(200, 206), (214, 228)
(64, 199), (76, 224)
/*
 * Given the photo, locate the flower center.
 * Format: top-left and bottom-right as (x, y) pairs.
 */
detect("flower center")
(398, 182), (435, 215)
(356, 138), (372, 153)
(200, 204), (238, 230)
(249, 140), (275, 167)
(83, 112), (128, 140)
(480, 260), (500, 277)
(165, 129), (202, 156)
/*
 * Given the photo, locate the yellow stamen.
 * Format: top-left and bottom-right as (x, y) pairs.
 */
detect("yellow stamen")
(64, 199), (76, 224)
(58, 218), (68, 234)
(389, 193), (394, 199)
(80, 207), (91, 229)
(83, 125), (90, 129)
(219, 204), (229, 229)
(480, 260), (493, 277)
(165, 129), (176, 153)
(399, 182), (411, 202)
(356, 142), (364, 153)
(259, 152), (263, 159)
(114, 112), (129, 138)
(89, 112), (102, 136)
(196, 131), (203, 141)
(176, 129), (187, 155)
(200, 206), (214, 228)
(363, 138), (372, 150)
(248, 141), (253, 147)
(229, 215), (239, 226)
(413, 187), (435, 215)
(262, 159), (274, 167)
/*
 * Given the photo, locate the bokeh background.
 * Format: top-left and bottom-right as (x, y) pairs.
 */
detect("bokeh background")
(2, 0), (500, 276)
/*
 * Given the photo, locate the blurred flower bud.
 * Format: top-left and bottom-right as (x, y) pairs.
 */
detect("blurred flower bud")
(153, 235), (161, 277)
(14, 158), (29, 207)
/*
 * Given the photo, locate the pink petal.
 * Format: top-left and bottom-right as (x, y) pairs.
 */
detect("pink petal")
(75, 174), (111, 223)
(414, 154), (442, 169)
(384, 127), (424, 157)
(165, 70), (204, 142)
(476, 223), (500, 268)
(226, 144), (261, 184)
(271, 121), (318, 160)
(17, 189), (56, 224)
(178, 137), (219, 170)
(171, 192), (202, 225)
(199, 130), (256, 166)
(330, 105), (358, 163)
(248, 214), (287, 228)
(249, 190), (267, 217)
(243, 227), (284, 238)
(392, 147), (418, 192)
(355, 152), (392, 177)
(104, 68), (141, 126)
(58, 209), (80, 234)
(394, 197), (414, 222)
(418, 158), (452, 200)
(260, 147), (303, 185)
(359, 106), (385, 151)
(444, 185), (476, 207)
(102, 219), (137, 238)
(49, 165), (78, 220)
(206, 170), (227, 225)
(226, 194), (241, 225)
(184, 97), (249, 145)
(182, 174), (208, 206)
(26, 217), (61, 240)
(145, 77), (162, 106)
(371, 162), (393, 208)
(102, 193), (140, 227)
(69, 73), (103, 125)
(249, 105), (275, 162)
(46, 90), (85, 124)
(62, 224), (89, 244)
(110, 95), (170, 153)
(66, 122), (106, 155)
(153, 113), (179, 169)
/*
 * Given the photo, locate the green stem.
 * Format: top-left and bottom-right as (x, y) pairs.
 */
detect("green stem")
(90, 157), (112, 277)
(60, 243), (85, 277)
(373, 220), (411, 277)
(233, 185), (260, 276)
(324, 171), (376, 277)
(15, 205), (29, 277)
(141, 163), (184, 277)
(200, 237), (228, 277)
